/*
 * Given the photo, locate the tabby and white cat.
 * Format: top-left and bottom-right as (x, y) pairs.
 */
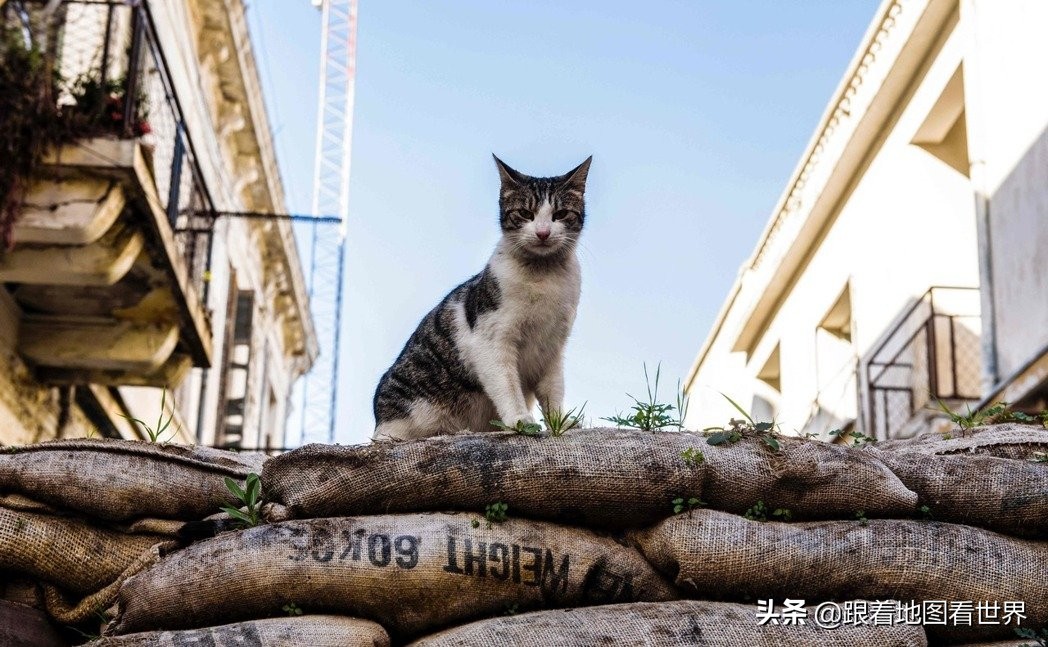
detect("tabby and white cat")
(373, 155), (592, 441)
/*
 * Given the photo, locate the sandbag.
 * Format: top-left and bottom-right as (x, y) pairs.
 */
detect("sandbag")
(0, 504), (165, 594)
(872, 450), (1048, 538)
(0, 439), (264, 522)
(111, 513), (678, 639)
(632, 509), (1048, 642)
(262, 429), (916, 527)
(91, 616), (390, 647)
(408, 600), (928, 646)
(877, 423), (1048, 460)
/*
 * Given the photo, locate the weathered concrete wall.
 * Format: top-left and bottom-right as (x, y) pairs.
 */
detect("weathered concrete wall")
(968, 0), (1048, 381)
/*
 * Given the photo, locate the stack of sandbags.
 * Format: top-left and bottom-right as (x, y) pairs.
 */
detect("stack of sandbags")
(0, 439), (264, 626)
(87, 425), (1047, 645)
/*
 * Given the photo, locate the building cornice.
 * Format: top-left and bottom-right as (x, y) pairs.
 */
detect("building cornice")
(189, 0), (319, 371)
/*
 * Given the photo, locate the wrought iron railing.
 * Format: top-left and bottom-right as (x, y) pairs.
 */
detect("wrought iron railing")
(863, 287), (982, 439)
(3, 0), (216, 303)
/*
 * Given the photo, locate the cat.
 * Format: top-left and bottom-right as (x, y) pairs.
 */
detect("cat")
(373, 155), (592, 441)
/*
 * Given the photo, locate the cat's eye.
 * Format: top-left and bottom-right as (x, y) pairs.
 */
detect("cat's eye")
(552, 210), (576, 221)
(510, 209), (533, 221)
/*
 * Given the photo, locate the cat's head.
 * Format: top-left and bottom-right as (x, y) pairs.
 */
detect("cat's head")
(493, 155), (591, 261)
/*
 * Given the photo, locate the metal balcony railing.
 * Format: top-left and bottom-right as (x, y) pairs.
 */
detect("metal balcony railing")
(3, 0), (216, 303)
(863, 287), (982, 439)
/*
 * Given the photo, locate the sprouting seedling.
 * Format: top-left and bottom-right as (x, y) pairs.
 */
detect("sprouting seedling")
(542, 402), (587, 437)
(855, 510), (869, 526)
(772, 507), (793, 522)
(830, 428), (875, 447)
(282, 602), (303, 616)
(221, 473), (262, 528)
(918, 505), (933, 520)
(671, 497), (705, 515)
(485, 502), (509, 524)
(490, 419), (543, 436)
(602, 363), (682, 432)
(710, 392), (780, 450)
(680, 447), (705, 465)
(743, 500), (768, 521)
(118, 387), (177, 443)
(675, 379), (690, 431)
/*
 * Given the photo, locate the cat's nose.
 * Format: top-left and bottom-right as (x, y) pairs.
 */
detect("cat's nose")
(536, 227), (551, 241)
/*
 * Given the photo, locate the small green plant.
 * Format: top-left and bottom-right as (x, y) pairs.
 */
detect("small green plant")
(675, 379), (690, 431)
(772, 507), (793, 522)
(221, 473), (262, 528)
(602, 363), (684, 432)
(744, 500), (768, 521)
(1015, 626), (1048, 647)
(705, 393), (780, 449)
(671, 497), (705, 514)
(470, 518), (480, 529)
(936, 400), (1043, 431)
(282, 602), (303, 616)
(918, 504), (933, 520)
(485, 502), (509, 524)
(542, 402), (587, 437)
(829, 428), (875, 447)
(680, 447), (705, 465)
(490, 419), (543, 436)
(1033, 452), (1048, 464)
(704, 421), (744, 446)
(855, 510), (869, 526)
(118, 387), (178, 442)
(504, 603), (519, 616)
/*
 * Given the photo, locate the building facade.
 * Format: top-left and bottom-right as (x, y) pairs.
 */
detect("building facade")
(0, 0), (317, 449)
(684, 0), (1048, 439)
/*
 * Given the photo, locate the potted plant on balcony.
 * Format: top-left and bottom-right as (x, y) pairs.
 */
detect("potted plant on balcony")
(0, 25), (72, 250)
(1, 21), (154, 250)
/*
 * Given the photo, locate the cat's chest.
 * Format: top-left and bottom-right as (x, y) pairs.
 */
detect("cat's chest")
(498, 267), (580, 333)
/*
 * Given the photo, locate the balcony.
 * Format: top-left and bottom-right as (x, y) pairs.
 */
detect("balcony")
(1, 0), (215, 386)
(863, 287), (982, 439)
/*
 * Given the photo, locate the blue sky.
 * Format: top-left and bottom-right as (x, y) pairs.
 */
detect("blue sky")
(247, 1), (880, 446)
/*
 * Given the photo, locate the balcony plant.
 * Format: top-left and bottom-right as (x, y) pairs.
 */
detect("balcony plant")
(0, 25), (72, 250)
(0, 23), (151, 249)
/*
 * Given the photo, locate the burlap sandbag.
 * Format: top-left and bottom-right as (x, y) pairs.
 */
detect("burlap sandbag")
(262, 429), (916, 527)
(872, 450), (1048, 538)
(632, 509), (1048, 642)
(0, 504), (165, 594)
(111, 513), (678, 639)
(91, 616), (390, 647)
(0, 439), (264, 522)
(877, 423), (1048, 460)
(408, 600), (929, 646)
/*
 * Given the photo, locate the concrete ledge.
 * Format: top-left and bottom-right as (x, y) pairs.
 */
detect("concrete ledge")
(19, 316), (179, 373)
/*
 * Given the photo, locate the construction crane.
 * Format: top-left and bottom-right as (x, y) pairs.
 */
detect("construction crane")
(294, 0), (358, 446)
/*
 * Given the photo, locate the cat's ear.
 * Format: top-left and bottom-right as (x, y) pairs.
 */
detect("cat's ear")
(493, 154), (526, 187)
(558, 156), (592, 192)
